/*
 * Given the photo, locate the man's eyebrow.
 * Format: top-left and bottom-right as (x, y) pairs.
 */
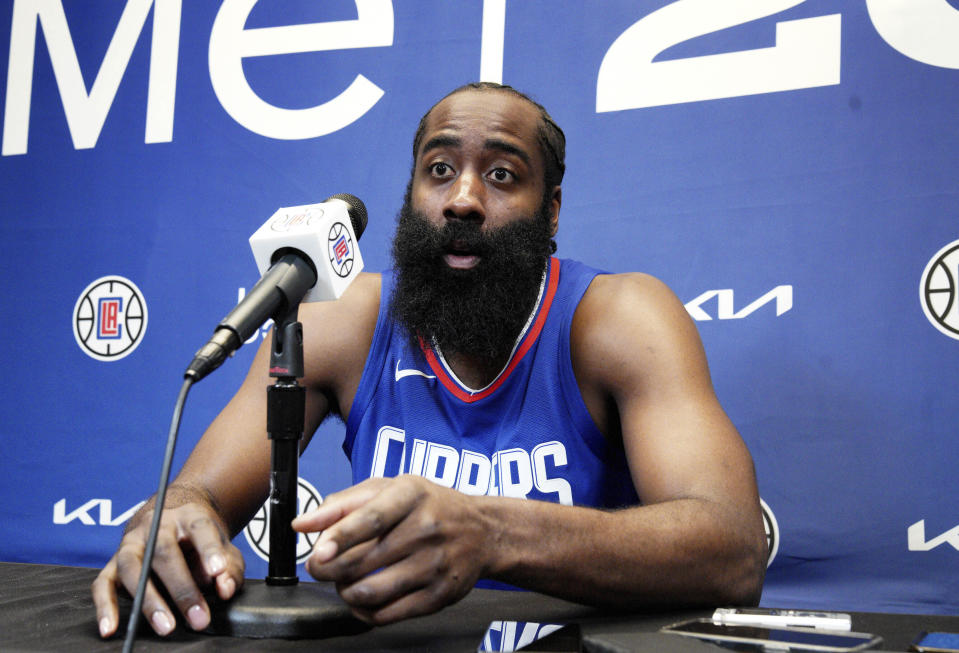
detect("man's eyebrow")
(418, 135), (532, 168)
(484, 138), (531, 167)
(419, 135), (461, 158)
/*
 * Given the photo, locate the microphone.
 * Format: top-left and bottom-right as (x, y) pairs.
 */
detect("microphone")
(185, 194), (367, 381)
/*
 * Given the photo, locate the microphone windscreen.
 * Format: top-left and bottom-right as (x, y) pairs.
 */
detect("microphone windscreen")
(325, 193), (368, 240)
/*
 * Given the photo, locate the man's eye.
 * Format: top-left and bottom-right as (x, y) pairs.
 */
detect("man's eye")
(430, 162), (452, 177)
(490, 168), (513, 182)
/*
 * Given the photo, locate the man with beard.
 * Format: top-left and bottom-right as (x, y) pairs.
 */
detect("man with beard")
(93, 82), (766, 639)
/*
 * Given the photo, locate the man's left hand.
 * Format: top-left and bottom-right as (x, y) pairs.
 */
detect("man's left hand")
(291, 475), (492, 624)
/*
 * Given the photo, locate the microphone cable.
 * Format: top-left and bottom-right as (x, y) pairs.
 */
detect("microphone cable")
(122, 376), (195, 653)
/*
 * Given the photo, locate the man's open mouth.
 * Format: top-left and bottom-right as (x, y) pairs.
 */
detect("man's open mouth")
(443, 240), (481, 269)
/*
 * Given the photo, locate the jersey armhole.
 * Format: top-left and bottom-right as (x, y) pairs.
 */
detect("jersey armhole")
(557, 265), (612, 463)
(343, 272), (394, 459)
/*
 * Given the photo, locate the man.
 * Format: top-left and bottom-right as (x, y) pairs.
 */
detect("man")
(93, 82), (767, 638)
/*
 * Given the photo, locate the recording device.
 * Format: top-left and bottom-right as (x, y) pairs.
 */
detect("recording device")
(185, 194), (367, 381)
(661, 619), (882, 652)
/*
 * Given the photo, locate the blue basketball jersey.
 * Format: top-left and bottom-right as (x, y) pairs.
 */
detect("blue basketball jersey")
(343, 257), (639, 511)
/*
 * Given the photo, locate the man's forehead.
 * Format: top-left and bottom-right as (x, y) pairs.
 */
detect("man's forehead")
(418, 90), (541, 160)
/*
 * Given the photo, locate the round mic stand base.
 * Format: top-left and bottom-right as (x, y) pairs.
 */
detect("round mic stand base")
(207, 581), (370, 639)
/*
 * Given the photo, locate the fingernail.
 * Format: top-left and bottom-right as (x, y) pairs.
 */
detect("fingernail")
(99, 617), (112, 638)
(151, 610), (174, 636)
(312, 539), (337, 562)
(345, 583), (372, 603)
(208, 553), (226, 574)
(187, 604), (208, 630)
(219, 575), (236, 598)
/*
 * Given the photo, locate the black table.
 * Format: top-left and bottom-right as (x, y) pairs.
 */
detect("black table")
(1, 562), (956, 652)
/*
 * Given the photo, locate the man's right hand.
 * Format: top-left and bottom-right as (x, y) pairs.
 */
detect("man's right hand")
(91, 497), (245, 639)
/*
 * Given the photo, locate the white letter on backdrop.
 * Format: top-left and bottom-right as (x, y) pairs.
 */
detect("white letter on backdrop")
(3, 0), (180, 156)
(480, 0), (506, 83)
(596, 0), (840, 112)
(867, 0), (959, 69)
(209, 0), (393, 140)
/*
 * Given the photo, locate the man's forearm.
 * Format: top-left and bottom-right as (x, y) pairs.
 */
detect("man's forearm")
(479, 495), (766, 608)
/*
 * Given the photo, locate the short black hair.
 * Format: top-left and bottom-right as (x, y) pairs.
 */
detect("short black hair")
(411, 82), (566, 192)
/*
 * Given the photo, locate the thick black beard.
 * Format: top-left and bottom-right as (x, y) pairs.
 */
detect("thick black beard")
(390, 199), (554, 363)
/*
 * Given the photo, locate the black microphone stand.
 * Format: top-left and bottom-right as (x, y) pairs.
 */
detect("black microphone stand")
(207, 307), (368, 638)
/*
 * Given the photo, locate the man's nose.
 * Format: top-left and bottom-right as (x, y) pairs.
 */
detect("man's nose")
(443, 171), (485, 224)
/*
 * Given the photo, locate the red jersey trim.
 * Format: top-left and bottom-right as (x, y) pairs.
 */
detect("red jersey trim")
(420, 258), (561, 403)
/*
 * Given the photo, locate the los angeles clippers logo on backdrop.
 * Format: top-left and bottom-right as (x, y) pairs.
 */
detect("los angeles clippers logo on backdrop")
(327, 222), (355, 277)
(97, 297), (122, 339)
(920, 239), (959, 340)
(244, 477), (323, 564)
(73, 276), (148, 361)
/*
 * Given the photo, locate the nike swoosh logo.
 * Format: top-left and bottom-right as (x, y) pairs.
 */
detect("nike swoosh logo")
(395, 360), (436, 382)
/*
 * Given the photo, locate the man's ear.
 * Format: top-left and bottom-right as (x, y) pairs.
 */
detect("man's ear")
(549, 186), (561, 236)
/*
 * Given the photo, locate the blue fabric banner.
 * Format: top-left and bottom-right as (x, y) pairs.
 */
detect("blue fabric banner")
(1, 0), (957, 615)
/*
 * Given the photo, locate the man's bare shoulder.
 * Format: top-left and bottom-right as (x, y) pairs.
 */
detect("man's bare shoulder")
(299, 271), (381, 323)
(578, 271), (693, 335)
(298, 272), (382, 389)
(572, 271), (703, 391)
(338, 271), (383, 316)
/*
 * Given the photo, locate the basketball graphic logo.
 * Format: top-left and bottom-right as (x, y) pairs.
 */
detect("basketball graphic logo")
(328, 221), (355, 278)
(243, 477), (323, 563)
(760, 498), (779, 567)
(73, 276), (148, 361)
(920, 239), (959, 340)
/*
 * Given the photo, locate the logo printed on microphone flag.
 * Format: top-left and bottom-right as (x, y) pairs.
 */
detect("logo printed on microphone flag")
(269, 207), (322, 232)
(334, 235), (350, 263)
(327, 221), (355, 278)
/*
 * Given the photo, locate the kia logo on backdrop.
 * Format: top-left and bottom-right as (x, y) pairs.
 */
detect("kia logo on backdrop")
(908, 520), (959, 552)
(73, 276), (148, 361)
(685, 286), (793, 321)
(920, 239), (959, 340)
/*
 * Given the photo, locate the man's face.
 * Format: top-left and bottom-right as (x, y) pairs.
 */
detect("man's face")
(408, 90), (559, 264)
(390, 90), (560, 361)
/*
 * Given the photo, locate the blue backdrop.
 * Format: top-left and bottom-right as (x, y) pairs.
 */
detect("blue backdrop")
(2, 0), (958, 616)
